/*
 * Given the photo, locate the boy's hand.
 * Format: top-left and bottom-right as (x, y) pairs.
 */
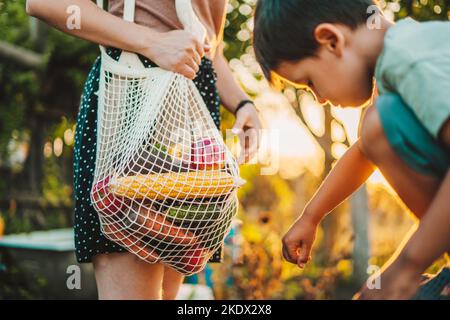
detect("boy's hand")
(282, 214), (318, 268)
(353, 254), (422, 300)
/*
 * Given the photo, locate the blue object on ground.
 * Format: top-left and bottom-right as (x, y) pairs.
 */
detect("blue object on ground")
(0, 228), (97, 299)
(0, 228), (75, 251)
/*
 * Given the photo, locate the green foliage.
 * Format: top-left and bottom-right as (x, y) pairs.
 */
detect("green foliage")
(223, 0), (255, 60)
(393, 0), (450, 20)
(0, 254), (48, 299)
(0, 0), (95, 235)
(0, 0), (96, 160)
(0, 0), (32, 43)
(0, 1), (35, 157)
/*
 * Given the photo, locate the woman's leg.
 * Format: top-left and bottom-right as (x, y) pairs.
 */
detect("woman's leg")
(162, 266), (185, 300)
(93, 252), (165, 300)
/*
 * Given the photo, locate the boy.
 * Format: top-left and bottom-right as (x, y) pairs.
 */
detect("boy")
(253, 0), (450, 299)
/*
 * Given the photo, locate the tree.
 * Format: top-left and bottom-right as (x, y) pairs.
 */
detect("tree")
(0, 0), (97, 231)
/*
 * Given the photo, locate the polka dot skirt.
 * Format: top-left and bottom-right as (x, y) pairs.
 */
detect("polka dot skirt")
(73, 48), (223, 263)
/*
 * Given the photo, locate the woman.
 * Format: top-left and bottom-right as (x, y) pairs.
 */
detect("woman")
(26, 0), (261, 299)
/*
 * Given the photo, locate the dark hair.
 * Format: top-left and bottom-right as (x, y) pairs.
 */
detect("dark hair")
(253, 0), (377, 83)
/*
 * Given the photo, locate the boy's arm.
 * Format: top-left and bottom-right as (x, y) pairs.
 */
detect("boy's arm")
(283, 140), (376, 266)
(357, 167), (450, 299)
(392, 119), (450, 273)
(303, 139), (375, 224)
(356, 119), (450, 299)
(398, 169), (450, 271)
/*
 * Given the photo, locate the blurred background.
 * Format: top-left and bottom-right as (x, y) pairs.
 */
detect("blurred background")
(0, 0), (449, 299)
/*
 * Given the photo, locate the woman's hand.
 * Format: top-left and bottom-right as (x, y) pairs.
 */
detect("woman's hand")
(232, 103), (262, 164)
(211, 49), (262, 163)
(138, 29), (209, 80)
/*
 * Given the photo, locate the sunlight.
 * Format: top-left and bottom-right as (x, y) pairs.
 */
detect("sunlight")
(331, 106), (362, 144)
(368, 169), (397, 195)
(299, 93), (325, 137)
(255, 91), (324, 178)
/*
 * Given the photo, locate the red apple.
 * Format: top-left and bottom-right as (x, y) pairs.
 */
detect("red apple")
(91, 176), (124, 216)
(181, 246), (206, 273)
(190, 138), (225, 170)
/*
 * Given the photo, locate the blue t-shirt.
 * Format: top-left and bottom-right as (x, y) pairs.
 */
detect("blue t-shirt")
(375, 18), (450, 138)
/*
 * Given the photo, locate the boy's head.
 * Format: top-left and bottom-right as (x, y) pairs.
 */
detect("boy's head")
(254, 0), (380, 107)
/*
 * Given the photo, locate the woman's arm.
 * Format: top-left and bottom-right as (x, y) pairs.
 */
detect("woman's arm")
(26, 0), (206, 79)
(212, 45), (250, 113)
(213, 44), (262, 162)
(26, 0), (150, 54)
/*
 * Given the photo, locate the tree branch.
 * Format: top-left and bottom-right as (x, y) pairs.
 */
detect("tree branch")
(0, 40), (45, 69)
(287, 87), (334, 161)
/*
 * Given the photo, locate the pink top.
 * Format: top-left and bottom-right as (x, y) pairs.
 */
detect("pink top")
(108, 0), (228, 58)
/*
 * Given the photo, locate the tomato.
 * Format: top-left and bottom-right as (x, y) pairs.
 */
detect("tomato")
(190, 138), (225, 170)
(91, 176), (124, 216)
(103, 222), (159, 263)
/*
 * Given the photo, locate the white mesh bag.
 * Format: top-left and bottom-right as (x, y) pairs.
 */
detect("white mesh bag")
(90, 0), (244, 275)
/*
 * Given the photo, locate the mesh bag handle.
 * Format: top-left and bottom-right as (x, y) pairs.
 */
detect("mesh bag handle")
(175, 0), (207, 45)
(95, 0), (207, 70)
(95, 0), (135, 21)
(96, 0), (142, 68)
